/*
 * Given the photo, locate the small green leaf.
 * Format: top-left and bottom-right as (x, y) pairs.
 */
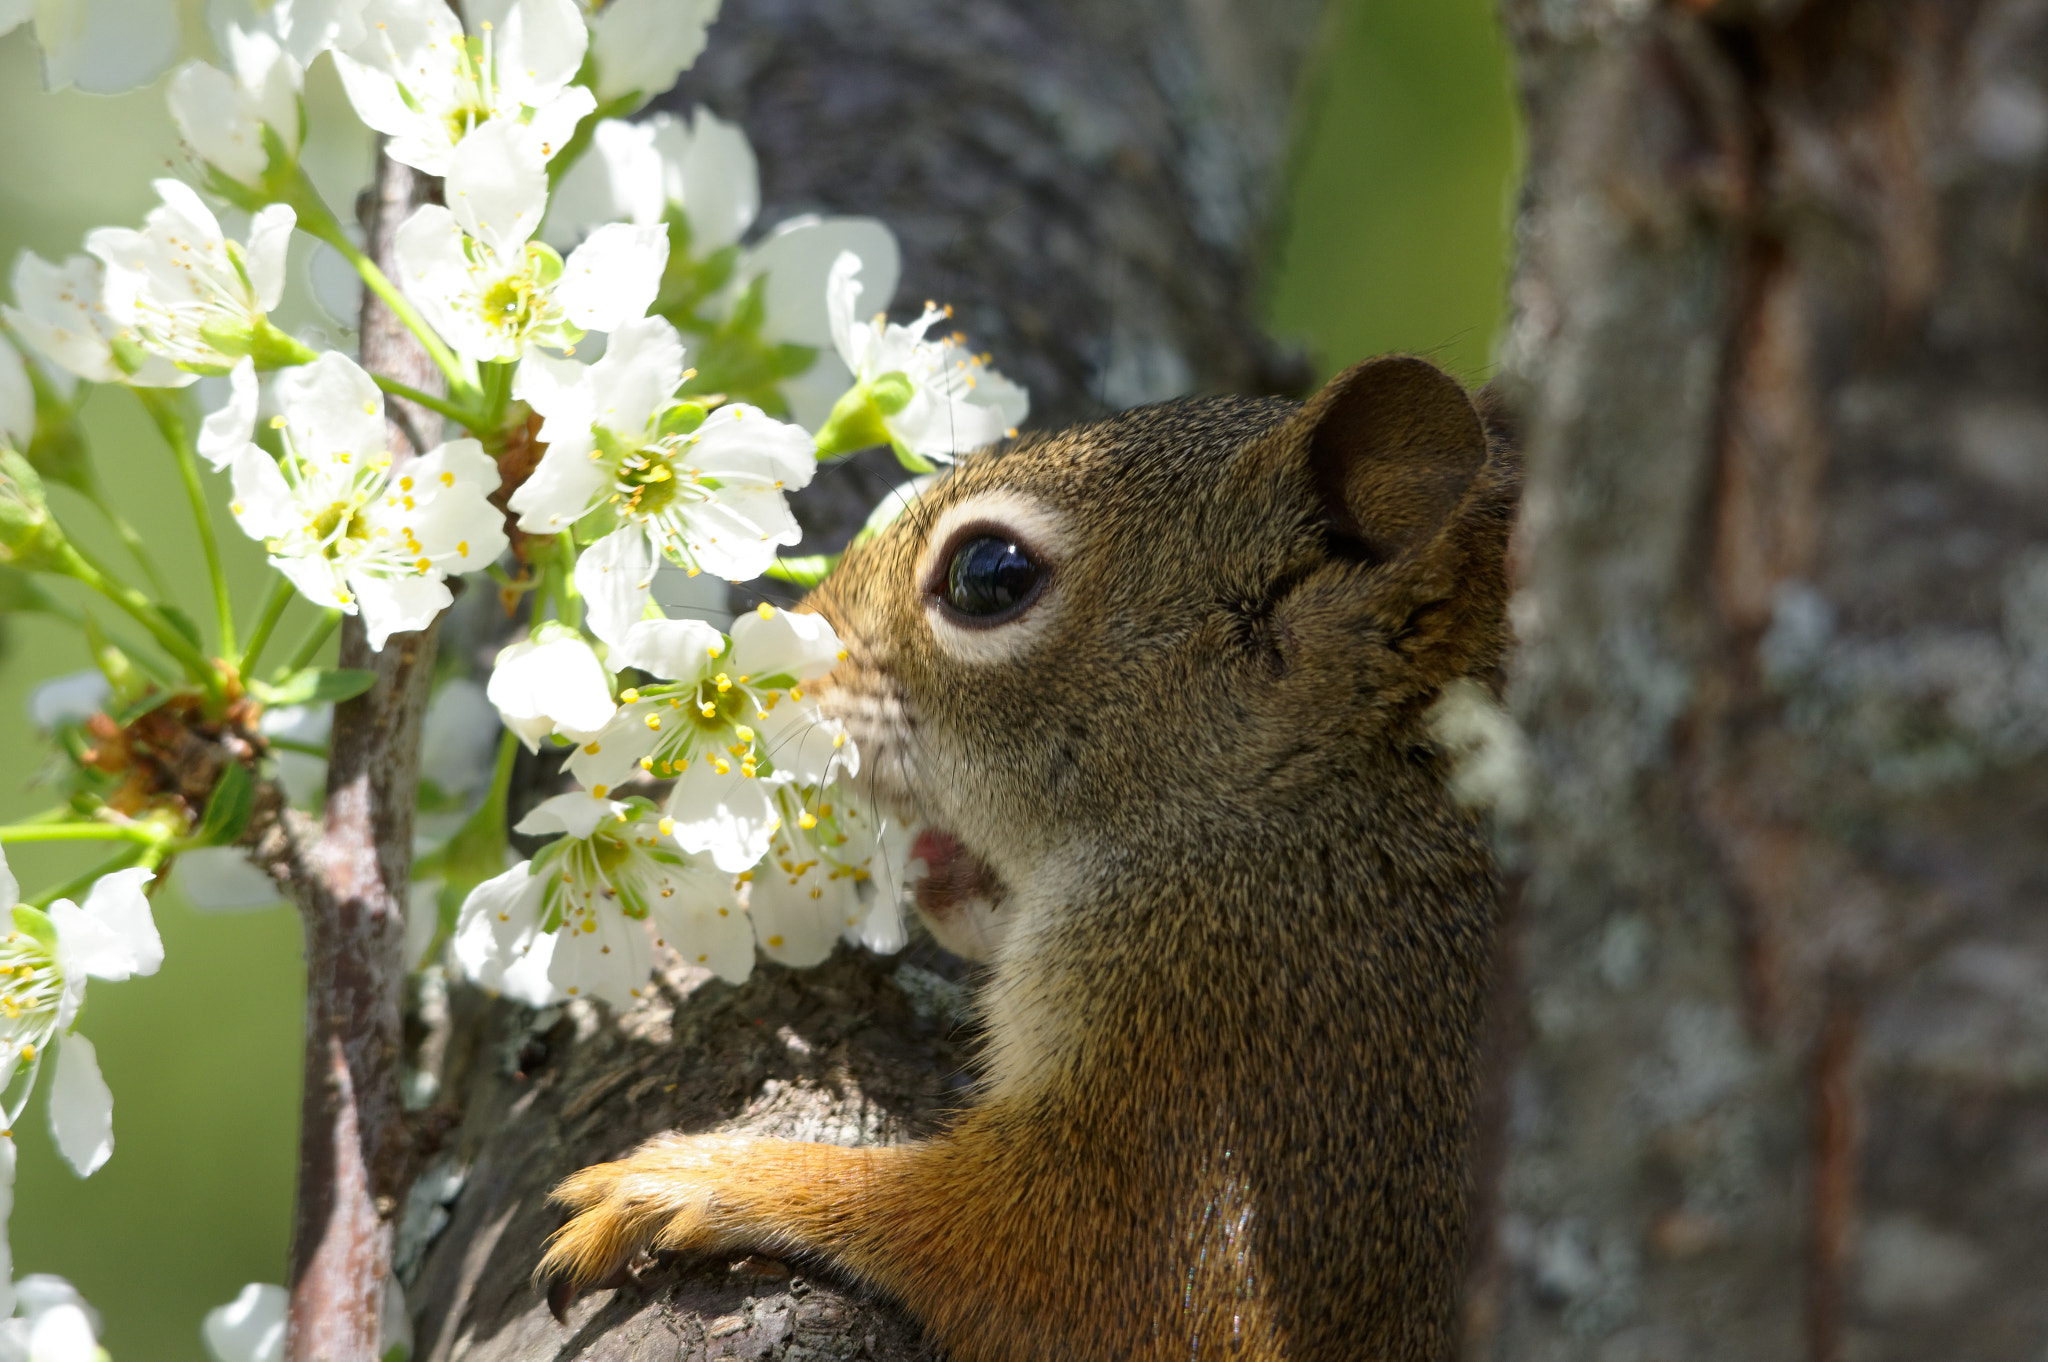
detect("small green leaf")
(253, 667), (377, 706)
(194, 760), (254, 847)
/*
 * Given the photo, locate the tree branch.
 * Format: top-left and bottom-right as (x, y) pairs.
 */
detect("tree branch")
(272, 144), (449, 1362)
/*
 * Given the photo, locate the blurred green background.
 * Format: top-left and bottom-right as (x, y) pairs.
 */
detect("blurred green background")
(0, 0), (1516, 1354)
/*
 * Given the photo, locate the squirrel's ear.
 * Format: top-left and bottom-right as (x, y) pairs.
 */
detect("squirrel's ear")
(1303, 355), (1487, 563)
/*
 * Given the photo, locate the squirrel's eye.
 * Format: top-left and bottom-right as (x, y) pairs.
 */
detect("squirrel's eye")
(943, 536), (1043, 621)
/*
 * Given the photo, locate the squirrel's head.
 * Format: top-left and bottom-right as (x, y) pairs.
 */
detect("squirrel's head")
(808, 355), (1517, 958)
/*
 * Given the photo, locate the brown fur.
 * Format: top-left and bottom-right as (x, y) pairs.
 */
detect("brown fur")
(542, 356), (1519, 1361)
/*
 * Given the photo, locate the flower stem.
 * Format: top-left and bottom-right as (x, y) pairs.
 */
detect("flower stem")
(53, 542), (221, 693)
(285, 166), (475, 400)
(369, 373), (484, 432)
(28, 843), (163, 911)
(0, 821), (166, 845)
(239, 577), (297, 681)
(80, 483), (176, 601)
(279, 608), (345, 678)
(135, 387), (237, 660)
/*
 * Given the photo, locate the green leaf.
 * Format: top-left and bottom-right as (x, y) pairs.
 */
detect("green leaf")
(194, 759), (254, 847)
(252, 667), (377, 706)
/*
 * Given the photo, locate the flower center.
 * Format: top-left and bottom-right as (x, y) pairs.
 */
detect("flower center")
(0, 929), (62, 1046)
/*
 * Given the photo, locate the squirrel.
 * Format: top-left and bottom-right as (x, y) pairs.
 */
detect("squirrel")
(539, 354), (1519, 1361)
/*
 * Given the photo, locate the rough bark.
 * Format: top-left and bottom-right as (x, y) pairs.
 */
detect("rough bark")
(1472, 3), (2048, 1360)
(410, 0), (1322, 1355)
(286, 150), (447, 1362)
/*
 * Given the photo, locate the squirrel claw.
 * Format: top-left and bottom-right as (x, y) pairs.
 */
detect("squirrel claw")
(544, 1260), (634, 1324)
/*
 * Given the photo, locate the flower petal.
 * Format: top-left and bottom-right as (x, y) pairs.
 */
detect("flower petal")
(27, 670), (109, 730)
(26, 1302), (99, 1362)
(664, 766), (777, 873)
(349, 571), (453, 652)
(199, 357), (260, 471)
(555, 223), (668, 333)
(452, 862), (561, 1006)
(49, 1034), (114, 1177)
(274, 351), (387, 469)
(588, 0), (715, 104)
(544, 899), (652, 1010)
(730, 605), (843, 684)
(487, 636), (617, 747)
(744, 217), (900, 350)
(516, 790), (629, 841)
(245, 205), (298, 312)
(0, 844), (16, 911)
(587, 315), (685, 441)
(445, 118), (548, 255)
(36, 0), (179, 94)
(613, 617), (723, 680)
(491, 0), (588, 108)
(668, 106), (757, 253)
(202, 1282), (288, 1362)
(74, 866), (162, 979)
(574, 526), (661, 657)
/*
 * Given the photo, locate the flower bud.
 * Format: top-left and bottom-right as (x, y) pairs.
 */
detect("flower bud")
(0, 449), (65, 569)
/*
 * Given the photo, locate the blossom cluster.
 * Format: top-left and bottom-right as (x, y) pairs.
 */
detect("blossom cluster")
(0, 0), (1032, 1343)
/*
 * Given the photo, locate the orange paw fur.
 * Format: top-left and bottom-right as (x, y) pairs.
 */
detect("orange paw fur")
(540, 1133), (761, 1299)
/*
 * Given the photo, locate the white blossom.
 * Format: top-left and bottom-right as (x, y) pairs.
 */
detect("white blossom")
(0, 337), (31, 452)
(208, 0), (370, 67)
(2, 253), (192, 389)
(545, 108), (757, 253)
(198, 358), (262, 472)
(223, 352), (509, 650)
(564, 606), (850, 873)
(394, 120), (667, 363)
(747, 782), (908, 966)
(824, 251), (1027, 465)
(452, 792), (751, 1006)
(0, 0), (179, 94)
(739, 218), (901, 428)
(202, 1282), (286, 1362)
(85, 180), (297, 374)
(0, 1274), (104, 1362)
(575, 0), (717, 106)
(169, 27), (305, 191)
(485, 631), (616, 752)
(510, 318), (814, 609)
(334, 0), (595, 176)
(0, 850), (162, 1178)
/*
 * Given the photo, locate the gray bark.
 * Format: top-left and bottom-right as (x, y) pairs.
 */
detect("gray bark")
(411, 1), (1323, 1355)
(1472, 3), (2048, 1360)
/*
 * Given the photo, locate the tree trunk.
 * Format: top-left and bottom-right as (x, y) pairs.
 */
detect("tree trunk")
(408, 2), (1321, 1356)
(1471, 3), (2048, 1360)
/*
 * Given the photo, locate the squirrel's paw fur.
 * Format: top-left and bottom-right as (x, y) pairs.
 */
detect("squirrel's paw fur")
(539, 1133), (759, 1301)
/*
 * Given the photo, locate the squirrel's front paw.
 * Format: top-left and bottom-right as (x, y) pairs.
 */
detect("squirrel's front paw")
(540, 1133), (757, 1314)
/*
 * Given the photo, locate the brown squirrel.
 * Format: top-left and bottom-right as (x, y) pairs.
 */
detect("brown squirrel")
(540, 355), (1518, 1361)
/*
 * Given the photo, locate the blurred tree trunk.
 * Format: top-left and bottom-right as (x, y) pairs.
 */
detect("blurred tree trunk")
(1468, 2), (2048, 1360)
(407, 1), (1319, 1357)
